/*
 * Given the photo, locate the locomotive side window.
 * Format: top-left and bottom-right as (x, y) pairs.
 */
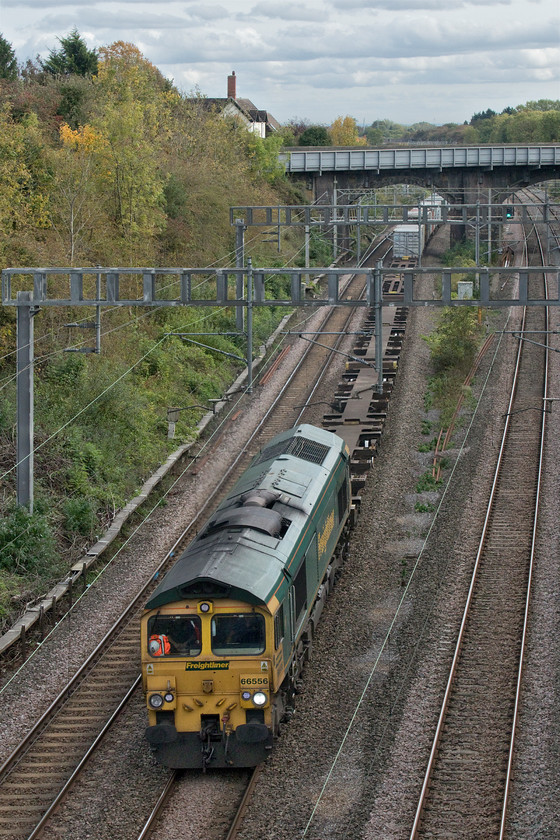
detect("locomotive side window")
(274, 604), (284, 649)
(211, 613), (265, 655)
(147, 615), (202, 657)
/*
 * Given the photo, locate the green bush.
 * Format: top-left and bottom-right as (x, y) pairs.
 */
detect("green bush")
(0, 503), (58, 575)
(63, 497), (98, 535)
(415, 501), (437, 512)
(423, 307), (482, 374)
(421, 419), (432, 435)
(415, 471), (441, 493)
(441, 239), (476, 266)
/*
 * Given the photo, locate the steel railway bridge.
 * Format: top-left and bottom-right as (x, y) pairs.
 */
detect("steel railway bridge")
(279, 144), (560, 202)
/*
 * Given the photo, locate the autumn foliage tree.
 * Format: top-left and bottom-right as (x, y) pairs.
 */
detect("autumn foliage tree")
(51, 123), (107, 263)
(92, 43), (173, 261)
(329, 115), (366, 146)
(0, 106), (51, 264)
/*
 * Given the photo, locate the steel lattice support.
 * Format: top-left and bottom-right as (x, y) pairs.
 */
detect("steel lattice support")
(16, 292), (35, 511)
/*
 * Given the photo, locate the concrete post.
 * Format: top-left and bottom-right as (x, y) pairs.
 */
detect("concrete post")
(356, 198), (361, 264)
(487, 188), (492, 265)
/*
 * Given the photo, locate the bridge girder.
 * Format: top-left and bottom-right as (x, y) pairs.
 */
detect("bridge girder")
(305, 165), (560, 205)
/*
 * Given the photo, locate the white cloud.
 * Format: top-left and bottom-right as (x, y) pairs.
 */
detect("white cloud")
(241, 2), (325, 22)
(0, 0), (557, 124)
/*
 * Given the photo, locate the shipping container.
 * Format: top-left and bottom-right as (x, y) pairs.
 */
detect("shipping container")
(393, 224), (424, 259)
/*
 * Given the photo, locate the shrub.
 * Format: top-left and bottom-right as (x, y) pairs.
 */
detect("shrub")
(0, 503), (58, 575)
(423, 307), (482, 374)
(63, 497), (98, 535)
(415, 501), (437, 512)
(418, 438), (437, 452)
(415, 471), (441, 493)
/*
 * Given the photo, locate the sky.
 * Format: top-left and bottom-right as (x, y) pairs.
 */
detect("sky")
(0, 0), (558, 127)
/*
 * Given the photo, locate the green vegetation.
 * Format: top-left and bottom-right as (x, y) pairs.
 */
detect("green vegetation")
(424, 308), (482, 373)
(362, 100), (560, 145)
(441, 240), (476, 267)
(40, 28), (98, 77)
(0, 31), (307, 628)
(418, 439), (437, 452)
(422, 243), (485, 427)
(421, 419), (433, 435)
(415, 471), (442, 493)
(0, 35), (17, 81)
(414, 501), (437, 513)
(298, 125), (331, 146)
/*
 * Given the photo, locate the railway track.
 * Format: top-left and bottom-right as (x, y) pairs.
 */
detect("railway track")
(0, 253), (405, 840)
(410, 207), (550, 838)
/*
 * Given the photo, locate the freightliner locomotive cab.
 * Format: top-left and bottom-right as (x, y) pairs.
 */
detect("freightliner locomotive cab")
(141, 424), (352, 769)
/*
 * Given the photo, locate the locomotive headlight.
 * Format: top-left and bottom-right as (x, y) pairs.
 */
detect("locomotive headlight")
(164, 692), (174, 703)
(148, 693), (164, 709)
(253, 691), (267, 707)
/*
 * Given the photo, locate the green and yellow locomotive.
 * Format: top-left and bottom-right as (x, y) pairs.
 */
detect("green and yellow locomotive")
(141, 424), (352, 769)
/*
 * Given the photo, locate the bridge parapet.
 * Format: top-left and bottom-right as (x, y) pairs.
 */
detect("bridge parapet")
(280, 145), (560, 174)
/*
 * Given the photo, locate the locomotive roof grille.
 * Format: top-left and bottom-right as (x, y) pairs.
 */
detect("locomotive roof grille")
(254, 435), (330, 467)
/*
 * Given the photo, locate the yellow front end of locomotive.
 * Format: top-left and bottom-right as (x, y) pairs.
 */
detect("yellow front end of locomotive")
(141, 600), (276, 767)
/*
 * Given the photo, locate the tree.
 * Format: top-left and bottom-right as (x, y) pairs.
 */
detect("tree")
(298, 125), (331, 146)
(365, 126), (384, 145)
(51, 123), (107, 263)
(470, 108), (496, 125)
(243, 132), (286, 183)
(92, 43), (174, 260)
(366, 119), (406, 144)
(0, 106), (51, 263)
(516, 99), (560, 112)
(283, 119), (310, 144)
(0, 34), (17, 81)
(329, 116), (366, 146)
(96, 41), (171, 96)
(56, 75), (95, 129)
(40, 29), (98, 77)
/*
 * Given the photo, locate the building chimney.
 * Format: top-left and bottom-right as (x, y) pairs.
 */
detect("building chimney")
(227, 70), (236, 99)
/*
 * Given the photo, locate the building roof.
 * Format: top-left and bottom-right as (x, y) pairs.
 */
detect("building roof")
(190, 85), (279, 134)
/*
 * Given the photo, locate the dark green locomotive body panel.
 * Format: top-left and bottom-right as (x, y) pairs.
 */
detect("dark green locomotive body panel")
(146, 424), (350, 612)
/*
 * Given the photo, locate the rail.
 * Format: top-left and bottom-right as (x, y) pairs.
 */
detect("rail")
(410, 199), (549, 838)
(0, 262), (397, 839)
